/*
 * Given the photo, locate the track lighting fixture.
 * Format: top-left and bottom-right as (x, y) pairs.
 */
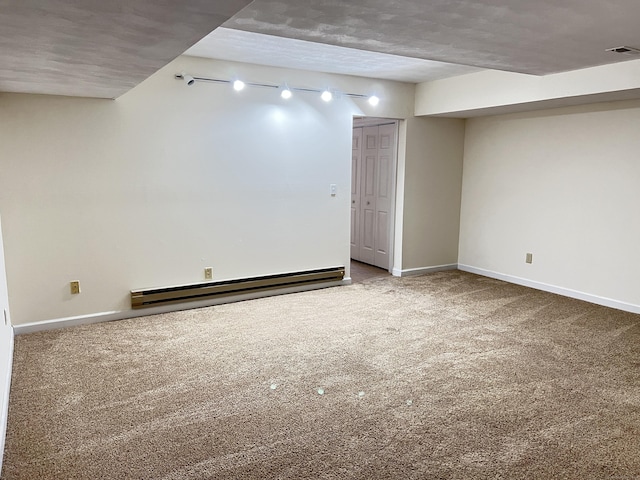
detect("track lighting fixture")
(175, 73), (379, 106)
(177, 73), (195, 86)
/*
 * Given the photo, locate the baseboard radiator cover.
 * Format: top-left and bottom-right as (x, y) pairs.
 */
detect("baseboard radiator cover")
(131, 266), (345, 309)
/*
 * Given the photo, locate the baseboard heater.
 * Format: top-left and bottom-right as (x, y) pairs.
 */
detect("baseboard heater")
(131, 266), (345, 309)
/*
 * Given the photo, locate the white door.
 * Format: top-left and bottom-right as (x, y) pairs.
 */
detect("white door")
(373, 123), (396, 269)
(350, 121), (397, 270)
(350, 128), (362, 259)
(360, 126), (378, 265)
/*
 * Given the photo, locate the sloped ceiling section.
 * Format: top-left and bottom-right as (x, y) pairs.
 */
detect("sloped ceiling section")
(224, 0), (640, 75)
(0, 0), (252, 99)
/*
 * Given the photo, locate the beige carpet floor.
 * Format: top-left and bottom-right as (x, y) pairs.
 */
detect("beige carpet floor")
(3, 271), (640, 479)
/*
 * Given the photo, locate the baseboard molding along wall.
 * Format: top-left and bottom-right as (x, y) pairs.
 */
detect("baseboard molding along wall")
(392, 264), (458, 277)
(0, 327), (14, 473)
(13, 280), (349, 335)
(459, 264), (640, 315)
(13, 265), (639, 334)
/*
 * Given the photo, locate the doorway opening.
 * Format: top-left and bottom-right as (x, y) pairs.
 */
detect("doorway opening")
(350, 117), (400, 276)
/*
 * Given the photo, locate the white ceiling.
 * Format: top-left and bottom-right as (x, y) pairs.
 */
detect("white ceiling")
(185, 28), (481, 83)
(2, 0), (640, 97)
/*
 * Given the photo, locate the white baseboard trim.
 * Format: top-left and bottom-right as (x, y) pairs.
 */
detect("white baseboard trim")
(0, 327), (14, 474)
(392, 264), (458, 277)
(13, 280), (349, 335)
(458, 264), (640, 314)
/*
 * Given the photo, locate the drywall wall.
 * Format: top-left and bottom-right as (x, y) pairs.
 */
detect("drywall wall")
(0, 55), (416, 326)
(395, 116), (465, 274)
(415, 59), (640, 117)
(459, 100), (640, 311)
(0, 216), (13, 472)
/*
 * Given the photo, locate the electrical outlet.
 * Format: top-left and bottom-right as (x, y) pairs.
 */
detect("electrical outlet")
(526, 253), (533, 264)
(204, 267), (213, 280)
(70, 281), (81, 294)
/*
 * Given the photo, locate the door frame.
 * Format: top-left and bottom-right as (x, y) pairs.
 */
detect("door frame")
(351, 116), (400, 273)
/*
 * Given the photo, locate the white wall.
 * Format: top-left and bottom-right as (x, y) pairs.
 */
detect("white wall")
(0, 56), (416, 326)
(459, 100), (640, 311)
(0, 216), (13, 471)
(415, 59), (640, 117)
(396, 116), (465, 273)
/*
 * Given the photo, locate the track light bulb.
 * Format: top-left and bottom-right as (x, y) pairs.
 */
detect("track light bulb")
(281, 86), (292, 99)
(233, 80), (245, 91)
(321, 89), (333, 102)
(368, 95), (380, 106)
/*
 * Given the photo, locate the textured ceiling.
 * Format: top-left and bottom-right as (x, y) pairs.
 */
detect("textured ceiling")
(2, 0), (640, 98)
(186, 28), (480, 83)
(0, 0), (252, 99)
(221, 0), (640, 76)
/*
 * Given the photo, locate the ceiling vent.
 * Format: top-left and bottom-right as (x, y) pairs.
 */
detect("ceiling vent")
(606, 46), (640, 55)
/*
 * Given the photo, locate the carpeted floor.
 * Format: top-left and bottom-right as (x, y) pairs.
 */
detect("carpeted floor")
(3, 270), (640, 479)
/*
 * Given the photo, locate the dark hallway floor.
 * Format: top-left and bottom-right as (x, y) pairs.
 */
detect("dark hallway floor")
(349, 260), (390, 283)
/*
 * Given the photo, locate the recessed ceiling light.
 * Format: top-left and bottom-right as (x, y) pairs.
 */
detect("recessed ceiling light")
(368, 95), (380, 106)
(321, 89), (333, 102)
(233, 79), (245, 91)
